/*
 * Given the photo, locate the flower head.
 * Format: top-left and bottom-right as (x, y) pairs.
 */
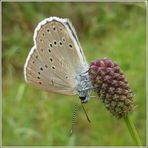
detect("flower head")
(89, 57), (134, 119)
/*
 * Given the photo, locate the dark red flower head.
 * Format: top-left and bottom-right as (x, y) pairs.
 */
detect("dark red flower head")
(89, 57), (134, 119)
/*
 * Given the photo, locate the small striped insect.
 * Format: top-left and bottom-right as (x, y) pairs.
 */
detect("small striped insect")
(24, 17), (93, 103)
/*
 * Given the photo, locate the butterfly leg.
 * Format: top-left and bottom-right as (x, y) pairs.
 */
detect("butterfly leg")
(81, 102), (91, 123)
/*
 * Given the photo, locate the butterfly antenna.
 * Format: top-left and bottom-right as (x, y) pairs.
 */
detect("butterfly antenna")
(69, 101), (79, 136)
(81, 102), (91, 123)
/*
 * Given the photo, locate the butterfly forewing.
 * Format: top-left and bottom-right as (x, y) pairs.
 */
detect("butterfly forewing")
(24, 17), (88, 95)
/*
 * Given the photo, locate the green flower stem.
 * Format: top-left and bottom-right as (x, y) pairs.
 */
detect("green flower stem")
(124, 115), (142, 146)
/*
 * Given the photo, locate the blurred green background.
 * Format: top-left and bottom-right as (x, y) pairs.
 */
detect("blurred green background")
(2, 2), (146, 146)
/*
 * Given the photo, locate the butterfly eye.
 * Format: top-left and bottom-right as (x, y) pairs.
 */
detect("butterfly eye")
(47, 29), (50, 32)
(37, 76), (40, 79)
(38, 72), (40, 75)
(39, 82), (42, 85)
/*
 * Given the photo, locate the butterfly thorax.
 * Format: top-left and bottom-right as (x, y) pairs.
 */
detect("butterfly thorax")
(75, 71), (92, 103)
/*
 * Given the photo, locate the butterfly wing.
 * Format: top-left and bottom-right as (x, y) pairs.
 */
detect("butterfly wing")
(24, 17), (88, 95)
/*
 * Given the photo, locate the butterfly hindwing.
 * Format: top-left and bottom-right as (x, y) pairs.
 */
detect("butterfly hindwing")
(24, 17), (88, 95)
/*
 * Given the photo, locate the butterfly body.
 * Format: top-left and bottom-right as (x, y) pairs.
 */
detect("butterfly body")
(24, 17), (92, 102)
(76, 71), (92, 103)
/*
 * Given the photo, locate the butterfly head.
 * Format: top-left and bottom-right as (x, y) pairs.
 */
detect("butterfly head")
(79, 96), (88, 103)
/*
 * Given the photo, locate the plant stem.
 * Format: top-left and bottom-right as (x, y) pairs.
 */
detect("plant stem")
(124, 115), (142, 146)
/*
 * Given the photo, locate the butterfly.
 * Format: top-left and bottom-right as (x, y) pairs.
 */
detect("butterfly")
(24, 17), (93, 103)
